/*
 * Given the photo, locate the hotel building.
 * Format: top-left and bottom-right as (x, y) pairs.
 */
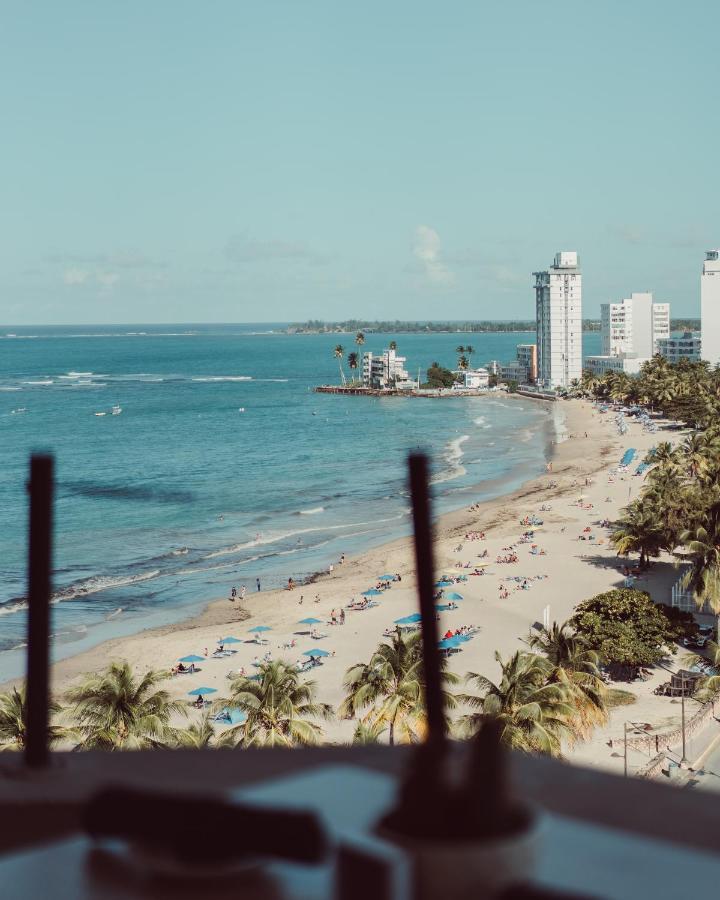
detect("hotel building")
(600, 292), (669, 358)
(701, 250), (720, 367)
(534, 251), (582, 389)
(361, 348), (411, 390)
(657, 331), (702, 364)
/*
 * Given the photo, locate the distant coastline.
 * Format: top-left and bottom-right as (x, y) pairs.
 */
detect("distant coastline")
(286, 318), (700, 335)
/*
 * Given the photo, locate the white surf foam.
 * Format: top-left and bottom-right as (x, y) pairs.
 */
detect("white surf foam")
(432, 435), (469, 484)
(298, 506), (324, 515)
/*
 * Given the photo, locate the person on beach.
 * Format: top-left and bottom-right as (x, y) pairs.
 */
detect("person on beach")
(287, 577), (295, 591)
(340, 554), (345, 565)
(340, 608), (345, 625)
(231, 586), (237, 599)
(240, 585), (246, 600)
(256, 577), (261, 592)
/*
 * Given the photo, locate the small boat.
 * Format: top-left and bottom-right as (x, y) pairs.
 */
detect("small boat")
(238, 407), (245, 413)
(94, 412), (107, 417)
(111, 405), (122, 415)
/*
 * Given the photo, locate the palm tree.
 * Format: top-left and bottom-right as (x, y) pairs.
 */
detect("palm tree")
(0, 686), (67, 750)
(612, 501), (666, 568)
(224, 660), (332, 747)
(459, 651), (574, 755)
(355, 331), (365, 351)
(174, 713), (218, 748)
(526, 622), (607, 738)
(351, 719), (387, 744)
(334, 344), (345, 385)
(455, 345), (466, 370)
(347, 351), (359, 383)
(465, 345), (474, 368)
(339, 630), (457, 745)
(66, 662), (185, 750)
(678, 502), (720, 614)
(389, 340), (397, 351)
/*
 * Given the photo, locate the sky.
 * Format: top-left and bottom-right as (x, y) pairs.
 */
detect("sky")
(1, 1), (718, 325)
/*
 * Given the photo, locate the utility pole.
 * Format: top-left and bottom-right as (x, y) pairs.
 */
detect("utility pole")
(680, 674), (689, 768)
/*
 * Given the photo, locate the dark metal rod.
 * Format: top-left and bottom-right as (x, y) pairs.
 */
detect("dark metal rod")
(408, 453), (445, 742)
(25, 454), (53, 768)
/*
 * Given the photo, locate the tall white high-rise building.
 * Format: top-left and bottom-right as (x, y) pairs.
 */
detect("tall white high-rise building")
(534, 251), (582, 389)
(600, 292), (670, 358)
(701, 250), (720, 367)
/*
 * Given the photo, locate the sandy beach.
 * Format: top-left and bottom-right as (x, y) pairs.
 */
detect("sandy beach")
(34, 397), (698, 771)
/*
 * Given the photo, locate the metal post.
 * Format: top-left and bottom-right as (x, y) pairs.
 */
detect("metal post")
(25, 455), (54, 768)
(680, 675), (688, 767)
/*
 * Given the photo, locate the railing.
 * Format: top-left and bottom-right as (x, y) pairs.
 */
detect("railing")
(671, 572), (714, 614)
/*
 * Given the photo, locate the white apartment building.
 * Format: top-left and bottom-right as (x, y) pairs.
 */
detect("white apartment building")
(584, 355), (648, 377)
(657, 331), (702, 364)
(534, 251), (582, 389)
(453, 369), (490, 390)
(600, 292), (670, 357)
(361, 348), (411, 390)
(701, 250), (720, 367)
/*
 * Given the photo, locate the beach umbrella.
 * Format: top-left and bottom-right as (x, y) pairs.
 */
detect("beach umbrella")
(445, 592), (464, 601)
(218, 636), (242, 644)
(378, 574), (394, 581)
(298, 617), (322, 625)
(217, 708), (247, 725)
(435, 580), (453, 588)
(394, 613), (422, 625)
(248, 625), (272, 633)
(361, 589), (382, 597)
(438, 638), (459, 650)
(187, 686), (217, 696)
(179, 655), (205, 663)
(435, 603), (451, 611)
(304, 648), (330, 658)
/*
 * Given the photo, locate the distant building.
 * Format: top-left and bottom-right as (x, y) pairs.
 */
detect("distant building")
(600, 292), (670, 358)
(499, 361), (528, 383)
(516, 344), (537, 382)
(701, 250), (720, 366)
(657, 331), (702, 364)
(361, 349), (411, 389)
(485, 360), (501, 376)
(463, 368), (490, 389)
(584, 355), (649, 377)
(534, 251), (582, 389)
(452, 368), (490, 390)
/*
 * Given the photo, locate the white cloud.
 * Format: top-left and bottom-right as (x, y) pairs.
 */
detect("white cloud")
(63, 267), (89, 285)
(412, 225), (454, 284)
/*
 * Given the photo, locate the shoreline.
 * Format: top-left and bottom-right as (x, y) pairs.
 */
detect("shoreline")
(16, 397), (612, 698)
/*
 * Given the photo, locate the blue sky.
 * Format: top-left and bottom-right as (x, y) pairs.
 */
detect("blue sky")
(2, 1), (718, 324)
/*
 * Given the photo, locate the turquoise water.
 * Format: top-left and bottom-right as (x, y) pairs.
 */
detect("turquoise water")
(0, 324), (601, 680)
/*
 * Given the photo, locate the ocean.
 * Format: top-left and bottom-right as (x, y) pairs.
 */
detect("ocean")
(0, 324), (602, 681)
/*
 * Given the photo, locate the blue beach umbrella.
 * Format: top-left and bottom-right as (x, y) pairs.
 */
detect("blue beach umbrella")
(249, 625), (272, 633)
(435, 603), (451, 611)
(361, 589), (382, 597)
(216, 708), (247, 725)
(187, 686), (217, 696)
(435, 580), (453, 588)
(438, 638), (457, 650)
(445, 592), (464, 601)
(298, 617), (322, 625)
(304, 648), (330, 658)
(179, 655), (205, 663)
(219, 636), (242, 644)
(394, 613), (422, 625)
(378, 574), (394, 581)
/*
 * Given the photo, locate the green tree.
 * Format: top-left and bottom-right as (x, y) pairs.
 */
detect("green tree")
(0, 686), (67, 751)
(389, 340), (397, 351)
(424, 362), (456, 389)
(459, 651), (574, 756)
(340, 629), (457, 745)
(611, 500), (666, 567)
(334, 344), (345, 384)
(224, 660), (332, 747)
(66, 662), (185, 750)
(347, 350), (359, 383)
(678, 502), (720, 614)
(569, 589), (676, 670)
(527, 622), (607, 738)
